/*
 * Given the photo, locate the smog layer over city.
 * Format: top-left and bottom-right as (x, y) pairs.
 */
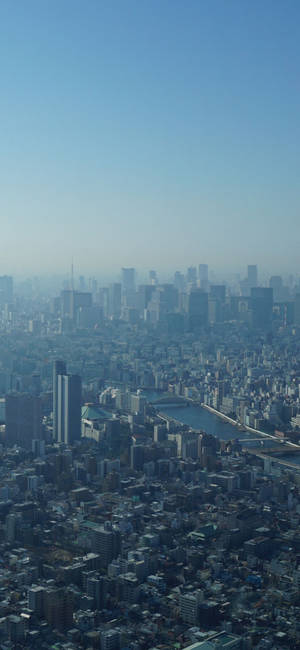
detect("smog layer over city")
(0, 1), (300, 649)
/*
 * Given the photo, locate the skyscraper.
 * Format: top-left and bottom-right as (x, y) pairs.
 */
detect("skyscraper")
(294, 294), (300, 326)
(60, 289), (92, 321)
(269, 275), (283, 302)
(6, 393), (42, 449)
(108, 283), (121, 319)
(137, 284), (155, 315)
(187, 288), (208, 330)
(251, 287), (273, 330)
(240, 265), (258, 296)
(209, 285), (226, 324)
(199, 264), (208, 291)
(174, 271), (185, 291)
(121, 268), (136, 308)
(0, 276), (13, 303)
(210, 285), (226, 300)
(53, 361), (81, 444)
(247, 265), (258, 288)
(53, 360), (66, 441)
(57, 374), (81, 444)
(146, 284), (178, 324)
(187, 266), (197, 285)
(149, 270), (158, 285)
(121, 268), (135, 293)
(60, 289), (74, 319)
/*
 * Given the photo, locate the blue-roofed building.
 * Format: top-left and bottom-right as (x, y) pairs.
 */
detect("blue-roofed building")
(81, 404), (112, 443)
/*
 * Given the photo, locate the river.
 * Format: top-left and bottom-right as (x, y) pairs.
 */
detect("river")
(142, 391), (300, 464)
(155, 403), (251, 442)
(142, 391), (249, 442)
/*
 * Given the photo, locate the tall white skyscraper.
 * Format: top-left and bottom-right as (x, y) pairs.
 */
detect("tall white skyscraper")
(57, 374), (81, 444)
(53, 360), (66, 441)
(53, 361), (81, 444)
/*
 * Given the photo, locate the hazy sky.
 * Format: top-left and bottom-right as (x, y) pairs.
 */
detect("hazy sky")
(1, 0), (299, 274)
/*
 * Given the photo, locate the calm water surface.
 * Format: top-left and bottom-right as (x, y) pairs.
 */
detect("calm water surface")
(158, 404), (300, 465)
(143, 391), (248, 442)
(156, 404), (249, 442)
(140, 390), (300, 466)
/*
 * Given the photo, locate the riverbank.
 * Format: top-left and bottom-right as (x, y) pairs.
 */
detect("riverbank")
(145, 390), (300, 450)
(201, 402), (279, 441)
(154, 401), (248, 442)
(201, 404), (244, 428)
(201, 403), (300, 449)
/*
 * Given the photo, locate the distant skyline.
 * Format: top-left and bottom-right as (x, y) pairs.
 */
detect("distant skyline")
(1, 0), (300, 273)
(11, 265), (300, 288)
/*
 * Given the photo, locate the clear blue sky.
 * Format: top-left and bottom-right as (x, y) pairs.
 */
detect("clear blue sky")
(0, 0), (299, 275)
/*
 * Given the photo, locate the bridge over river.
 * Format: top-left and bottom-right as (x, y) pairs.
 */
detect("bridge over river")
(150, 396), (189, 407)
(246, 448), (300, 471)
(156, 410), (300, 470)
(144, 391), (300, 469)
